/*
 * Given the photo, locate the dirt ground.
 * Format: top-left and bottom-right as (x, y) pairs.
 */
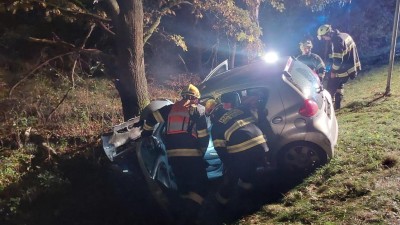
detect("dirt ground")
(1, 144), (305, 225)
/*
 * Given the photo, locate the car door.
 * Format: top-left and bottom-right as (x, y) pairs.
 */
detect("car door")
(203, 59), (229, 82)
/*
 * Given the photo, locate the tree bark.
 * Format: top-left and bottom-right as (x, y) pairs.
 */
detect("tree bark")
(114, 0), (149, 121)
(244, 0), (261, 62)
(230, 41), (237, 69)
(247, 0), (260, 26)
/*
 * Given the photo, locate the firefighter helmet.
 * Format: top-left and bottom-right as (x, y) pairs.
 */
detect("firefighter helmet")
(205, 99), (221, 116)
(181, 84), (200, 99)
(317, 24), (332, 40)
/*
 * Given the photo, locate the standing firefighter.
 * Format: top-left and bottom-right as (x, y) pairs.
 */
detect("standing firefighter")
(141, 84), (210, 222)
(317, 24), (361, 109)
(205, 99), (268, 208)
(296, 39), (326, 82)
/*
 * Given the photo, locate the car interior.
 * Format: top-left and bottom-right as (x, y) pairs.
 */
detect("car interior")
(218, 88), (274, 141)
(220, 92), (241, 110)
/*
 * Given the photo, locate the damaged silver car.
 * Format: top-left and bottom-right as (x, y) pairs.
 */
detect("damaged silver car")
(101, 56), (338, 209)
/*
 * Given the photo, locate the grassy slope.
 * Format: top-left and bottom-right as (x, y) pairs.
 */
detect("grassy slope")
(238, 65), (400, 224)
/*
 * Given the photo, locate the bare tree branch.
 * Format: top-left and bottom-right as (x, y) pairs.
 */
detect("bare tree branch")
(45, 1), (112, 23)
(9, 52), (75, 97)
(27, 37), (114, 62)
(178, 54), (188, 72)
(81, 23), (96, 48)
(70, 23), (96, 87)
(144, 1), (192, 43)
(144, 15), (162, 43)
(98, 21), (116, 35)
(71, 55), (78, 87)
(28, 37), (76, 48)
(46, 87), (73, 121)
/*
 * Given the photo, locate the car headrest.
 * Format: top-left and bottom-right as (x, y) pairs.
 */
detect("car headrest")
(221, 92), (241, 109)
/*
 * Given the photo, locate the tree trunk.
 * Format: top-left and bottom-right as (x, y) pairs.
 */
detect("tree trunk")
(247, 0), (260, 25)
(114, 0), (149, 121)
(244, 0), (261, 62)
(230, 41), (237, 69)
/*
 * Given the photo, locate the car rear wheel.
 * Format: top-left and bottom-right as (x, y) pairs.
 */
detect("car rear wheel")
(278, 141), (328, 175)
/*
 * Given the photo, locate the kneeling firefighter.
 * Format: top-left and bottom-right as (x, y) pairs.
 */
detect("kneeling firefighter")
(142, 84), (210, 222)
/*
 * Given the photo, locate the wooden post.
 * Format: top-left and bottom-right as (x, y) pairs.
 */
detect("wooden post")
(386, 0), (400, 95)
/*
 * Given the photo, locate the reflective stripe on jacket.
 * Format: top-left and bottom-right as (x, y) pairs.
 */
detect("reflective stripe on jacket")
(329, 30), (361, 77)
(142, 100), (210, 158)
(167, 102), (196, 137)
(211, 108), (268, 156)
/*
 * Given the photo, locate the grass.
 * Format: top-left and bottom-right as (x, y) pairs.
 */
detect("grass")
(237, 65), (400, 224)
(0, 63), (400, 225)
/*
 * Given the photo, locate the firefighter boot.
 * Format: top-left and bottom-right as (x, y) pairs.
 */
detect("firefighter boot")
(197, 195), (226, 225)
(176, 198), (202, 225)
(334, 92), (343, 110)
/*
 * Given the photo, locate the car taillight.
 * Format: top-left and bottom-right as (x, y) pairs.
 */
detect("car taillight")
(299, 99), (318, 117)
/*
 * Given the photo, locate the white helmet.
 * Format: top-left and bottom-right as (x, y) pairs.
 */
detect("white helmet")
(317, 24), (332, 40)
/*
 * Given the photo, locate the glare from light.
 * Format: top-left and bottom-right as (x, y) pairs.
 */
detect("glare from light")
(303, 88), (311, 98)
(262, 52), (279, 63)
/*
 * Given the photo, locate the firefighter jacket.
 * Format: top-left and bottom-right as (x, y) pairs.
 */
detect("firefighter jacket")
(329, 30), (361, 78)
(210, 107), (269, 163)
(142, 99), (210, 158)
(296, 52), (326, 80)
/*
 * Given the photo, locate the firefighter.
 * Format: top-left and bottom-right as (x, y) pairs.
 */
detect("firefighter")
(317, 24), (361, 109)
(240, 88), (267, 119)
(141, 84), (210, 222)
(205, 99), (269, 209)
(240, 88), (274, 144)
(296, 39), (326, 82)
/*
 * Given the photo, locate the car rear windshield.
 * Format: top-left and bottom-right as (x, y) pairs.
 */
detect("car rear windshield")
(287, 60), (323, 107)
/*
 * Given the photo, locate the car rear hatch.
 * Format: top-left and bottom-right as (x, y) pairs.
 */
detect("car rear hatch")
(283, 58), (338, 154)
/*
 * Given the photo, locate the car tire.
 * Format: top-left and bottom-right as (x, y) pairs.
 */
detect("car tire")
(278, 141), (328, 175)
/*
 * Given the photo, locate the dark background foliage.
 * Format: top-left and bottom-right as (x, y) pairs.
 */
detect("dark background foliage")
(0, 0), (397, 80)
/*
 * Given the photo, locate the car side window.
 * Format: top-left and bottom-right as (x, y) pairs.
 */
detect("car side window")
(240, 88), (268, 109)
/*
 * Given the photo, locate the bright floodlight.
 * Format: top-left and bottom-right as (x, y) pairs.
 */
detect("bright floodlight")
(262, 52), (279, 63)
